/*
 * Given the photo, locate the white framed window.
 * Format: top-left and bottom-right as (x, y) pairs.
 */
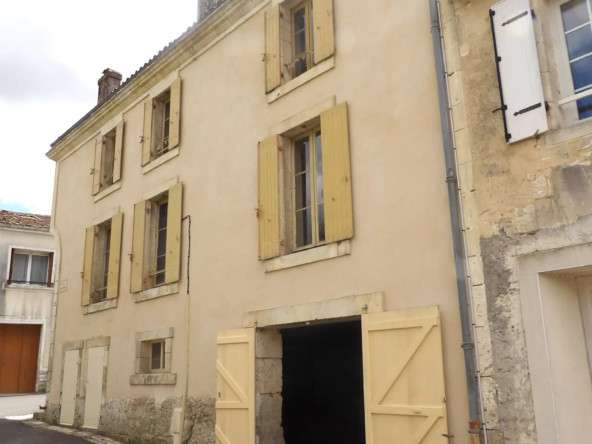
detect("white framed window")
(550, 0), (592, 126)
(8, 249), (53, 286)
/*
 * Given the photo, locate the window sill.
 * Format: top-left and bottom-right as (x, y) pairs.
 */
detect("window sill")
(267, 57), (335, 104)
(264, 240), (350, 273)
(134, 282), (179, 303)
(94, 181), (121, 203)
(546, 118), (592, 146)
(5, 284), (53, 291)
(83, 298), (118, 315)
(142, 147), (180, 174)
(130, 373), (177, 385)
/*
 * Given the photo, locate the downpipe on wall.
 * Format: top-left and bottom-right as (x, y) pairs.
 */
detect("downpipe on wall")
(428, 0), (488, 442)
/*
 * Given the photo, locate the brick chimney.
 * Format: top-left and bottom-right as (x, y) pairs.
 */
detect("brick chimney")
(97, 68), (122, 104)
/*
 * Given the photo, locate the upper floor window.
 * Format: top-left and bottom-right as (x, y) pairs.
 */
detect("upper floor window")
(92, 121), (123, 196)
(8, 249), (53, 287)
(560, 0), (592, 120)
(291, 1), (314, 79)
(141, 78), (182, 168)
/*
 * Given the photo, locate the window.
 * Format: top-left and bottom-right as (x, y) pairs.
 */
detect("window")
(81, 212), (123, 307)
(560, 0), (592, 120)
(258, 102), (352, 261)
(291, 1), (314, 79)
(141, 78), (181, 167)
(150, 340), (166, 373)
(130, 182), (183, 295)
(293, 128), (325, 249)
(92, 121), (123, 196)
(8, 250), (53, 286)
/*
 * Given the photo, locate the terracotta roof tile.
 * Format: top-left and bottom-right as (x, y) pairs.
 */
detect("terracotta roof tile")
(0, 210), (51, 230)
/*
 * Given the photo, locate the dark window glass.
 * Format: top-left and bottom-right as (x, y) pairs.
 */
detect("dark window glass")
(565, 26), (592, 60)
(561, 0), (589, 31)
(296, 208), (312, 247)
(155, 202), (168, 286)
(151, 342), (162, 370)
(571, 54), (592, 90)
(577, 90), (592, 119)
(12, 254), (28, 282)
(318, 204), (325, 243)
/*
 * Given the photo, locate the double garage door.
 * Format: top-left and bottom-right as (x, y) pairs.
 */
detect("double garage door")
(0, 324), (41, 394)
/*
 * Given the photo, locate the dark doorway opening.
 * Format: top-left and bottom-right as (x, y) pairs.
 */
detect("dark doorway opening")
(281, 320), (366, 444)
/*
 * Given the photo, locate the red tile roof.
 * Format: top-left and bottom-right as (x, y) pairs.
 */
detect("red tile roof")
(0, 210), (51, 230)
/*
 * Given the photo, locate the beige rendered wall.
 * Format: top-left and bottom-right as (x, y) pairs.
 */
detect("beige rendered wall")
(49, 0), (471, 440)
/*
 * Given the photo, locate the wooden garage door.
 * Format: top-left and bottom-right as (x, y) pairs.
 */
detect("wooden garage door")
(0, 324), (41, 394)
(362, 307), (449, 444)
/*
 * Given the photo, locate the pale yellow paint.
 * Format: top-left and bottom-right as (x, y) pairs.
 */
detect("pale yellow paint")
(267, 56), (334, 103)
(130, 201), (147, 293)
(265, 5), (281, 93)
(258, 136), (280, 260)
(59, 349), (78, 426)
(168, 78), (182, 150)
(113, 120), (124, 183)
(83, 346), (106, 429)
(362, 307), (448, 444)
(269, 95), (335, 136)
(142, 101), (153, 166)
(106, 212), (123, 300)
(165, 183), (183, 284)
(92, 138), (103, 196)
(81, 227), (95, 307)
(312, 0), (334, 64)
(215, 329), (255, 444)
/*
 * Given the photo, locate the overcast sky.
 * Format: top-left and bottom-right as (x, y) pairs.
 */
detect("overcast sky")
(0, 0), (199, 215)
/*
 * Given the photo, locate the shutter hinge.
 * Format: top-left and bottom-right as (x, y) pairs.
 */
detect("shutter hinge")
(496, 56), (502, 62)
(492, 105), (507, 114)
(489, 9), (495, 17)
(502, 10), (528, 26)
(513, 102), (542, 116)
(506, 133), (512, 142)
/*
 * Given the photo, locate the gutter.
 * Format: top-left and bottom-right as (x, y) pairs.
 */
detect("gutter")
(428, 0), (488, 442)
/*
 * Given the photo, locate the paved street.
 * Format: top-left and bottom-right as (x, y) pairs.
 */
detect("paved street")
(0, 394), (46, 418)
(0, 419), (96, 443)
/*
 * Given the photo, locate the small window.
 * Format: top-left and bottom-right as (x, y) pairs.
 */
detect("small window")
(290, 1), (315, 79)
(293, 128), (325, 249)
(8, 250), (52, 286)
(150, 340), (166, 373)
(560, 0), (592, 120)
(101, 128), (116, 189)
(153, 90), (172, 160)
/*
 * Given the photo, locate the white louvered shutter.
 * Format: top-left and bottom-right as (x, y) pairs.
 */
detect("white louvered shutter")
(490, 0), (548, 143)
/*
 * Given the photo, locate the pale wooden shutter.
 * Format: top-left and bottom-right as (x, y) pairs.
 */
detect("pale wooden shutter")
(168, 78), (181, 150)
(216, 328), (255, 444)
(165, 183), (183, 284)
(312, 0), (335, 64)
(112, 120), (124, 183)
(8, 249), (15, 284)
(265, 5), (281, 93)
(362, 307), (449, 444)
(82, 226), (95, 306)
(490, 0), (548, 143)
(321, 102), (353, 243)
(131, 201), (147, 293)
(258, 136), (280, 260)
(59, 349), (79, 426)
(47, 252), (54, 287)
(142, 100), (153, 166)
(106, 212), (123, 300)
(92, 137), (103, 195)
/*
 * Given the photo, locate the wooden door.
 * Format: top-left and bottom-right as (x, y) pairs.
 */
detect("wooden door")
(83, 346), (106, 429)
(60, 349), (79, 426)
(362, 307), (449, 444)
(215, 329), (255, 444)
(0, 323), (41, 394)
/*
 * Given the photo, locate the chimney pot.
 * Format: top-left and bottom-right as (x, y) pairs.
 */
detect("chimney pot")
(97, 68), (123, 104)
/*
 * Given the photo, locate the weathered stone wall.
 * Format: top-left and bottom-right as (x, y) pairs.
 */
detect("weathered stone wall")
(445, 0), (592, 443)
(44, 397), (215, 444)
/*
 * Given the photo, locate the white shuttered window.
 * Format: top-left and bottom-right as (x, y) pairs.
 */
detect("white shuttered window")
(490, 0), (549, 143)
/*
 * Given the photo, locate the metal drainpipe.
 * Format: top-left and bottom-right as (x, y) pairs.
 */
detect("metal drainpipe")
(428, 0), (489, 442)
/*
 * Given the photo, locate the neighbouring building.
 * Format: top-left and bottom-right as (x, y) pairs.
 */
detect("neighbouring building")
(0, 210), (55, 394)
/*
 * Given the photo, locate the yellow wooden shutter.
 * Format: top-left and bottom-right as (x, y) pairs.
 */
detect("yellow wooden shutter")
(258, 136), (280, 260)
(142, 100), (153, 166)
(321, 102), (353, 243)
(82, 226), (95, 306)
(92, 137), (103, 195)
(362, 307), (449, 444)
(165, 182), (183, 284)
(112, 120), (124, 183)
(106, 212), (123, 300)
(312, 0), (335, 64)
(265, 5), (281, 93)
(131, 201), (147, 293)
(216, 328), (255, 444)
(168, 78), (181, 150)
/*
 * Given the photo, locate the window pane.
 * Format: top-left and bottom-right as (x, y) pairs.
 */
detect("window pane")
(577, 90), (592, 119)
(571, 54), (592, 90)
(294, 29), (307, 56)
(30, 255), (48, 284)
(296, 208), (312, 248)
(156, 256), (166, 273)
(155, 273), (165, 286)
(562, 0), (590, 31)
(293, 7), (306, 33)
(315, 131), (322, 166)
(12, 254), (28, 282)
(164, 101), (171, 120)
(295, 57), (308, 77)
(566, 26), (592, 60)
(316, 167), (324, 204)
(157, 230), (167, 257)
(159, 202), (168, 229)
(295, 171), (311, 210)
(294, 137), (310, 173)
(151, 342), (162, 369)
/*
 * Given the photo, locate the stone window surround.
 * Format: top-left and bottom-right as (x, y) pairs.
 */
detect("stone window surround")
(264, 95), (351, 272)
(517, 242), (592, 444)
(131, 327), (176, 385)
(5, 245), (56, 287)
